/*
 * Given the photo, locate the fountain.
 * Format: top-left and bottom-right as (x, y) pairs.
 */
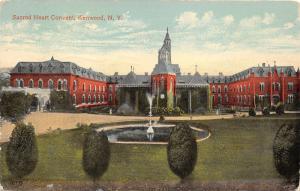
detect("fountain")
(146, 93), (155, 141)
(99, 93), (210, 144)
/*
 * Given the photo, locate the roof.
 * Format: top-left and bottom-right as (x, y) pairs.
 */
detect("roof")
(176, 72), (209, 87)
(11, 57), (106, 81)
(152, 63), (175, 75)
(112, 71), (151, 87)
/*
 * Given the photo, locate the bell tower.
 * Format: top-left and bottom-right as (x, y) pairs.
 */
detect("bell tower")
(151, 28), (176, 108)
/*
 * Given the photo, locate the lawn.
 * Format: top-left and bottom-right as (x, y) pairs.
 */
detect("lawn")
(0, 117), (299, 184)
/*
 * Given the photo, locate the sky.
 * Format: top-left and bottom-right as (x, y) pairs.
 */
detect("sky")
(0, 0), (300, 75)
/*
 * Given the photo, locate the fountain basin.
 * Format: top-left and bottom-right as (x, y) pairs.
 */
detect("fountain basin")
(97, 124), (210, 144)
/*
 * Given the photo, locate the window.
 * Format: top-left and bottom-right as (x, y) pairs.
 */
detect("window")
(218, 86), (221, 93)
(224, 86), (228, 93)
(99, 86), (101, 92)
(94, 95), (96, 103)
(29, 79), (34, 88)
(243, 85), (246, 92)
(98, 95), (101, 103)
(109, 94), (112, 102)
(237, 95), (239, 103)
(63, 79), (68, 90)
(287, 94), (294, 104)
(83, 83), (86, 91)
(212, 86), (216, 93)
(244, 95), (247, 104)
(240, 85), (242, 92)
(57, 80), (62, 90)
(38, 79), (43, 88)
(48, 79), (54, 89)
(19, 79), (24, 88)
(109, 85), (113, 92)
(259, 83), (265, 92)
(89, 84), (92, 92)
(218, 95), (222, 104)
(259, 95), (264, 101)
(73, 80), (77, 91)
(82, 95), (86, 104)
(288, 82), (293, 91)
(225, 95), (228, 103)
(103, 86), (105, 92)
(272, 82), (280, 91)
(73, 94), (76, 105)
(88, 95), (91, 103)
(94, 85), (97, 92)
(212, 95), (215, 103)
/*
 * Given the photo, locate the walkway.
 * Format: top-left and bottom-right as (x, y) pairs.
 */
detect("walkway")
(0, 112), (235, 143)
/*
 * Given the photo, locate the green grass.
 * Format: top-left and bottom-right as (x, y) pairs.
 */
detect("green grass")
(1, 117), (299, 183)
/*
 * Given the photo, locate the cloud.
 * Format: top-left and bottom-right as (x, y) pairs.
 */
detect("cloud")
(222, 15), (234, 26)
(200, 11), (214, 25)
(283, 22), (294, 29)
(175, 10), (214, 29)
(240, 12), (275, 27)
(175, 11), (199, 29)
(262, 12), (275, 25)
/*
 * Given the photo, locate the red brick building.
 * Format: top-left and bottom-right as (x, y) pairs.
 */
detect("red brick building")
(8, 30), (300, 112)
(210, 63), (300, 110)
(10, 56), (117, 108)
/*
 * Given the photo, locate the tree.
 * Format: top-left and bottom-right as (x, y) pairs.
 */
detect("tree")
(0, 92), (33, 121)
(82, 129), (110, 183)
(248, 108), (256, 117)
(5, 122), (38, 181)
(49, 90), (74, 111)
(273, 123), (299, 186)
(167, 123), (197, 180)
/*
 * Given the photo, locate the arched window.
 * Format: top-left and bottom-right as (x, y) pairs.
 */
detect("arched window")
(83, 83), (86, 91)
(48, 79), (54, 89)
(63, 79), (68, 90)
(73, 80), (77, 91)
(57, 80), (62, 90)
(73, 94), (76, 105)
(88, 95), (91, 103)
(19, 79), (24, 88)
(82, 94), (86, 104)
(98, 95), (101, 103)
(94, 95), (96, 103)
(102, 95), (105, 102)
(38, 79), (43, 88)
(29, 79), (34, 88)
(15, 79), (19, 87)
(94, 85), (97, 92)
(212, 86), (216, 93)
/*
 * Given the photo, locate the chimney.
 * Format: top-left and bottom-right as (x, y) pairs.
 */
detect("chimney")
(219, 72), (223, 76)
(188, 72), (191, 76)
(145, 72), (148, 76)
(114, 72), (118, 76)
(262, 63), (266, 67)
(204, 72), (208, 76)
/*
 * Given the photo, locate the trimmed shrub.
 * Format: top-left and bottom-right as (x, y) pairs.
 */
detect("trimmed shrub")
(159, 115), (165, 121)
(273, 123), (299, 185)
(167, 123), (197, 180)
(6, 122), (38, 180)
(262, 107), (270, 116)
(82, 129), (110, 183)
(275, 102), (284, 115)
(248, 108), (256, 117)
(49, 90), (74, 111)
(0, 92), (33, 122)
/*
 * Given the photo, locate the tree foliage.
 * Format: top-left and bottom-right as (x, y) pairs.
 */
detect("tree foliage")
(0, 92), (33, 121)
(248, 108), (256, 117)
(49, 90), (74, 111)
(273, 123), (299, 184)
(6, 122), (38, 179)
(82, 129), (110, 182)
(167, 123), (197, 179)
